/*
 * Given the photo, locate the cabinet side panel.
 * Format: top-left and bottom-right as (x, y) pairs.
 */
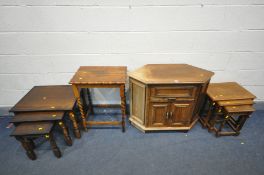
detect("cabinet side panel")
(130, 79), (145, 125)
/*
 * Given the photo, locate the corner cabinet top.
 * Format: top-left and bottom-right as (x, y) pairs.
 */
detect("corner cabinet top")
(128, 64), (214, 84)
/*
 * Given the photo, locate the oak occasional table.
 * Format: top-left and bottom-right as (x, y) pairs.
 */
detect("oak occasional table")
(200, 82), (256, 137)
(69, 66), (127, 132)
(129, 64), (214, 132)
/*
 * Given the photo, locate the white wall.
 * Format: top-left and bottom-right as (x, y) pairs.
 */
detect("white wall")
(0, 0), (264, 106)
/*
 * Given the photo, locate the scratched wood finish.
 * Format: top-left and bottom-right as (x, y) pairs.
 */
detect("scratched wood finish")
(207, 82), (256, 101)
(70, 66), (126, 85)
(129, 64), (214, 132)
(10, 85), (76, 112)
(10, 122), (54, 136)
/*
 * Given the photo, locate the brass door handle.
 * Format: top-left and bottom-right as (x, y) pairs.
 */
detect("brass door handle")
(166, 112), (169, 120)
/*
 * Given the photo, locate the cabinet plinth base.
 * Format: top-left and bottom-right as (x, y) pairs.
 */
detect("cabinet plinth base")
(129, 116), (198, 133)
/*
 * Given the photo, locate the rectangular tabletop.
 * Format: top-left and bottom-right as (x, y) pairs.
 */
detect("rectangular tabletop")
(207, 82), (256, 101)
(10, 122), (54, 136)
(10, 85), (76, 112)
(11, 111), (65, 123)
(217, 99), (254, 107)
(69, 66), (127, 85)
(224, 105), (255, 113)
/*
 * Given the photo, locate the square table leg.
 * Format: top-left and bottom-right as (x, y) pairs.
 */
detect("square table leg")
(236, 115), (249, 131)
(199, 98), (213, 128)
(215, 116), (228, 137)
(208, 106), (222, 132)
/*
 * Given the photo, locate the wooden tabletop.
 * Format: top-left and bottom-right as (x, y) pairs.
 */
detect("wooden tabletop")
(10, 122), (54, 136)
(224, 105), (255, 113)
(207, 82), (256, 101)
(217, 99), (254, 107)
(69, 66), (127, 85)
(10, 85), (76, 112)
(11, 111), (65, 123)
(129, 64), (214, 84)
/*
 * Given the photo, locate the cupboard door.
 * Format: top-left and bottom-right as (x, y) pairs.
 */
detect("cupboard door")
(149, 102), (169, 127)
(170, 101), (194, 126)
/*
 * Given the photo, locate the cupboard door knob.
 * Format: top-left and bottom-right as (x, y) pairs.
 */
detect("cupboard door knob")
(170, 112), (173, 118)
(166, 112), (169, 120)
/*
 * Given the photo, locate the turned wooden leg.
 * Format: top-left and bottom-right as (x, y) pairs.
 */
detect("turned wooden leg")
(69, 112), (81, 138)
(120, 84), (126, 133)
(16, 137), (36, 160)
(72, 85), (87, 132)
(58, 120), (73, 146)
(81, 88), (89, 113)
(87, 88), (94, 115)
(77, 97), (87, 131)
(46, 133), (62, 158)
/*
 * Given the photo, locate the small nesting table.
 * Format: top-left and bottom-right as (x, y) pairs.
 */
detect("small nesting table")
(218, 105), (255, 136)
(10, 85), (81, 138)
(10, 122), (61, 160)
(200, 82), (256, 137)
(69, 66), (127, 132)
(11, 111), (72, 146)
